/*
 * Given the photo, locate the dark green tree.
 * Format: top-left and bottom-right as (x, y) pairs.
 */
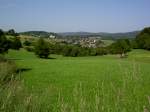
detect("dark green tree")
(11, 37), (22, 50)
(110, 39), (131, 58)
(7, 29), (18, 36)
(62, 45), (72, 56)
(135, 27), (150, 50)
(54, 44), (63, 54)
(131, 39), (138, 49)
(23, 40), (32, 46)
(0, 29), (10, 54)
(96, 47), (108, 56)
(78, 47), (89, 56)
(70, 46), (79, 57)
(35, 38), (50, 58)
(89, 48), (97, 56)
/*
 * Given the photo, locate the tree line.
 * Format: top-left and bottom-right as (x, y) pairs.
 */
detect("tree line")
(0, 29), (22, 54)
(34, 38), (108, 58)
(1, 27), (150, 58)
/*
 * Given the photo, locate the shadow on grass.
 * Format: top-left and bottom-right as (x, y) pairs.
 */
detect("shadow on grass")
(47, 57), (56, 59)
(8, 58), (23, 61)
(40, 57), (56, 59)
(16, 68), (32, 73)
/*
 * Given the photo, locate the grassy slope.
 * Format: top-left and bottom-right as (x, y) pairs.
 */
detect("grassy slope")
(6, 49), (150, 111)
(101, 39), (114, 46)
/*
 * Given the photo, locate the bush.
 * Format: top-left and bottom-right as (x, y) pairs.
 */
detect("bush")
(70, 46), (79, 57)
(24, 46), (34, 52)
(49, 43), (63, 54)
(61, 45), (108, 57)
(0, 55), (7, 62)
(96, 47), (108, 55)
(62, 45), (72, 56)
(78, 47), (90, 56)
(23, 40), (32, 46)
(89, 48), (97, 56)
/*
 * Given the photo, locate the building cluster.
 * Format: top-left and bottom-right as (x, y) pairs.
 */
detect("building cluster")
(80, 38), (98, 48)
(47, 34), (104, 48)
(57, 37), (104, 48)
(49, 35), (56, 39)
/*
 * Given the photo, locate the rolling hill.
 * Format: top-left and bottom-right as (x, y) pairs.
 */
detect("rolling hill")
(20, 31), (140, 39)
(58, 31), (140, 39)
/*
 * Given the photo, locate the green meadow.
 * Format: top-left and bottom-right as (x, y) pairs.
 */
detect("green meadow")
(5, 49), (150, 111)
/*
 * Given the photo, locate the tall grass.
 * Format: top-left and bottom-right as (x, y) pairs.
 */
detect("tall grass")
(0, 62), (17, 85)
(0, 61), (150, 112)
(55, 63), (150, 112)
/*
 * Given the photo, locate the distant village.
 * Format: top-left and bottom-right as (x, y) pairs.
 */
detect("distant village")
(48, 34), (104, 48)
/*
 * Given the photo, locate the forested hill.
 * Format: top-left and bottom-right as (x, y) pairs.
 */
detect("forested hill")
(58, 31), (140, 39)
(20, 31), (59, 38)
(20, 31), (140, 39)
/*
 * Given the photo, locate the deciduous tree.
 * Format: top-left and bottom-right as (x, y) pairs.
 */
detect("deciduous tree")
(35, 38), (50, 58)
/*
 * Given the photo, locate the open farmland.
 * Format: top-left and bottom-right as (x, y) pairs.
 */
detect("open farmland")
(4, 49), (150, 111)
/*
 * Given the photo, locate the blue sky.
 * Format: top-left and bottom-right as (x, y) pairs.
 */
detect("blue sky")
(0, 0), (150, 32)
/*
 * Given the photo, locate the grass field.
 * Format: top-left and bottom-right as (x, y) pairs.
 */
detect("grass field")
(5, 49), (150, 111)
